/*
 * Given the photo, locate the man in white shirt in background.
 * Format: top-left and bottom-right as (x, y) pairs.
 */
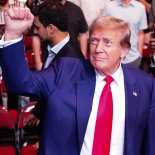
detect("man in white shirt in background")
(103, 0), (147, 68)
(69, 0), (109, 27)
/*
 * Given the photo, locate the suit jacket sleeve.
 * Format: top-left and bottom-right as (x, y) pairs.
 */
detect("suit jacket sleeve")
(0, 39), (56, 98)
(0, 39), (85, 100)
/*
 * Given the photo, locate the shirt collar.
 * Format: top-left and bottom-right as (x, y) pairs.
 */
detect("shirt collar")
(117, 0), (135, 7)
(95, 63), (124, 86)
(47, 33), (70, 54)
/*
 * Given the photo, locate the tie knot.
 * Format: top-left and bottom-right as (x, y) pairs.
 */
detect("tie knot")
(47, 45), (55, 55)
(49, 49), (55, 55)
(104, 75), (114, 85)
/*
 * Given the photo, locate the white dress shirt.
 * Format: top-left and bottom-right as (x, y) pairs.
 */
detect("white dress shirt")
(0, 35), (22, 47)
(80, 64), (125, 155)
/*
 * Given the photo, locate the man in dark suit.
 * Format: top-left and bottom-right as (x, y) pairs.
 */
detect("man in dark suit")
(24, 0), (84, 126)
(0, 4), (155, 155)
(31, 0), (84, 65)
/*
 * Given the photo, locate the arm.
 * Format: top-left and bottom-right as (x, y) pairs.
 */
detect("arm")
(0, 7), (51, 97)
(139, 0), (151, 13)
(32, 36), (43, 70)
(138, 30), (145, 56)
(148, 0), (155, 28)
(78, 32), (88, 58)
(78, 6), (88, 58)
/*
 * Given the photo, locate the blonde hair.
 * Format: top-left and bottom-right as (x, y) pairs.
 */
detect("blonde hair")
(89, 16), (131, 49)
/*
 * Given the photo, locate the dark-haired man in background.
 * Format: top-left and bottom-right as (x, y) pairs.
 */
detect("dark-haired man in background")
(23, 0), (85, 129)
(24, 0), (87, 128)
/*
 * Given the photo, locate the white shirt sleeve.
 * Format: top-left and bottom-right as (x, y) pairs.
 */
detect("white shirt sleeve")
(0, 35), (23, 48)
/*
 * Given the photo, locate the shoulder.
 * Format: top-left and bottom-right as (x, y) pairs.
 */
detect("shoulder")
(58, 40), (84, 58)
(133, 0), (146, 9)
(65, 1), (82, 11)
(122, 65), (154, 86)
(52, 57), (85, 71)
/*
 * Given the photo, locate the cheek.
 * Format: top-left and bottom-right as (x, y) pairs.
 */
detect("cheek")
(39, 30), (45, 37)
(109, 51), (121, 64)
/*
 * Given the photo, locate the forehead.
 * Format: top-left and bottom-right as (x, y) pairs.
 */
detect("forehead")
(34, 17), (42, 26)
(91, 28), (121, 40)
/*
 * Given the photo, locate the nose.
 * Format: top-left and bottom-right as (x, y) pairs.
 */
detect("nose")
(95, 40), (104, 53)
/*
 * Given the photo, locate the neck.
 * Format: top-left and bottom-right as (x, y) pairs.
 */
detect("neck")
(121, 0), (132, 6)
(50, 31), (68, 46)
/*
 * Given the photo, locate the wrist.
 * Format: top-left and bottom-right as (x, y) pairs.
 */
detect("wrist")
(4, 30), (22, 41)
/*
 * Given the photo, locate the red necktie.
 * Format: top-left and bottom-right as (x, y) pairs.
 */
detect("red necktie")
(92, 75), (114, 155)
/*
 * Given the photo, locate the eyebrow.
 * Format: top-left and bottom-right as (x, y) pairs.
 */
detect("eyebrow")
(90, 36), (112, 40)
(91, 34), (108, 38)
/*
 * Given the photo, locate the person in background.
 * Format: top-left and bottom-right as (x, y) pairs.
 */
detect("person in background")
(1, 4), (155, 155)
(69, 0), (109, 27)
(139, 0), (151, 15)
(27, 0), (88, 58)
(32, 35), (43, 70)
(23, 0), (85, 144)
(103, 0), (147, 68)
(138, 0), (152, 74)
(148, 0), (155, 27)
(26, 0), (44, 9)
(147, 0), (155, 75)
(25, 0), (44, 70)
(59, 0), (88, 57)
(0, 64), (2, 108)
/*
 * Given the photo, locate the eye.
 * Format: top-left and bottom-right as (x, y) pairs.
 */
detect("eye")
(103, 39), (113, 47)
(90, 38), (99, 45)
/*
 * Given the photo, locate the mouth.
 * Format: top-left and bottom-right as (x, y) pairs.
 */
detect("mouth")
(93, 56), (108, 61)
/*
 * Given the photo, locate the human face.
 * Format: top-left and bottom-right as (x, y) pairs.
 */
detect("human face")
(89, 28), (128, 75)
(33, 17), (49, 41)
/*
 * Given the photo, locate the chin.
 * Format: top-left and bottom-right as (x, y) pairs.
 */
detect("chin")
(94, 63), (107, 71)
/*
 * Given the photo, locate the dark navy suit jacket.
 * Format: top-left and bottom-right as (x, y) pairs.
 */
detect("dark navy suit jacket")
(0, 40), (155, 155)
(33, 39), (84, 119)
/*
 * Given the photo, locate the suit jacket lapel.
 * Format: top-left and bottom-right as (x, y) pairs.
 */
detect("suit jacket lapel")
(122, 65), (140, 155)
(76, 61), (96, 150)
(42, 51), (49, 68)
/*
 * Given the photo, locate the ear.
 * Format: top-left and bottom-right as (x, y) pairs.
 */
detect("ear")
(47, 24), (56, 35)
(120, 47), (129, 59)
